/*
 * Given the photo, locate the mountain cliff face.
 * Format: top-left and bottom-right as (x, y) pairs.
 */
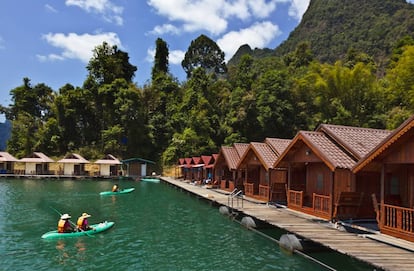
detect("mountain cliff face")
(230, 0), (414, 67)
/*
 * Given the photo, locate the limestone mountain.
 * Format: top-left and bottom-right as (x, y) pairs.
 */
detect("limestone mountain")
(229, 0), (414, 68)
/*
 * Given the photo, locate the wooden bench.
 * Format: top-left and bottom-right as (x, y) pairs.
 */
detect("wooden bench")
(333, 192), (364, 221)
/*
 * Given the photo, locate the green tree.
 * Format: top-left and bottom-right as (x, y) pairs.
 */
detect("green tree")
(86, 42), (137, 85)
(151, 38), (169, 80)
(181, 34), (227, 78)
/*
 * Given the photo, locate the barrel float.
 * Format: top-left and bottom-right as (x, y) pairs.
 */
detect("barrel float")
(241, 216), (256, 228)
(279, 234), (303, 252)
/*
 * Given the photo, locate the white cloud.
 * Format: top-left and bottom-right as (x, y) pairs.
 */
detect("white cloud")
(217, 21), (281, 61)
(407, 0), (414, 3)
(146, 47), (185, 66)
(149, 24), (181, 36)
(147, 0), (286, 36)
(288, 0), (310, 20)
(0, 36), (5, 50)
(45, 4), (58, 13)
(65, 0), (124, 25)
(169, 50), (185, 65)
(39, 32), (122, 63)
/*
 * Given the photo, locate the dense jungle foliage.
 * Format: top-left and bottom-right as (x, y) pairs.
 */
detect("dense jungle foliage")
(2, 0), (414, 170)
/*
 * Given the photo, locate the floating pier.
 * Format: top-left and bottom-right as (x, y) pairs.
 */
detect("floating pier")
(161, 176), (414, 271)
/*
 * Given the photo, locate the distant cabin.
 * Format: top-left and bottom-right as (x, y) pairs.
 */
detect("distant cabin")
(19, 152), (54, 175)
(57, 153), (90, 176)
(122, 158), (155, 178)
(94, 154), (121, 177)
(0, 151), (18, 174)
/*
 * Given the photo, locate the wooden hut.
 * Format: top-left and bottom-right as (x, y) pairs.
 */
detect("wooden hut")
(274, 125), (391, 220)
(201, 155), (215, 181)
(121, 157), (155, 178)
(353, 115), (414, 241)
(191, 156), (204, 182)
(0, 152), (18, 174)
(265, 138), (291, 203)
(57, 153), (90, 176)
(213, 143), (249, 191)
(94, 154), (121, 177)
(176, 158), (186, 179)
(237, 142), (279, 201)
(19, 152), (54, 175)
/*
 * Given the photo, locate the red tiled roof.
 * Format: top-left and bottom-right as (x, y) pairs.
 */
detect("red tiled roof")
(353, 114), (414, 172)
(275, 131), (357, 170)
(301, 131), (357, 169)
(239, 142), (279, 170)
(233, 143), (249, 158)
(220, 146), (241, 170)
(317, 124), (392, 160)
(184, 158), (192, 165)
(265, 138), (291, 156)
(192, 157), (201, 164)
(200, 155), (212, 165)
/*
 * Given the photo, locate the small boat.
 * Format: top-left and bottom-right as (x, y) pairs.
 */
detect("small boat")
(140, 178), (160, 183)
(99, 187), (135, 196)
(41, 221), (115, 239)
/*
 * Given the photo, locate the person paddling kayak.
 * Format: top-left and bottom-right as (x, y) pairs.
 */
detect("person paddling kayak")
(58, 213), (74, 233)
(112, 184), (120, 192)
(76, 212), (92, 231)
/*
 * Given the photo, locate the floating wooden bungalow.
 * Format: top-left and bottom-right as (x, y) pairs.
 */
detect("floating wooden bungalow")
(57, 153), (90, 176)
(237, 142), (277, 201)
(201, 154), (215, 181)
(191, 156), (204, 181)
(182, 157), (194, 180)
(0, 151), (18, 174)
(353, 115), (414, 242)
(121, 157), (155, 178)
(213, 143), (249, 191)
(176, 158), (186, 178)
(237, 139), (290, 202)
(265, 138), (291, 203)
(19, 152), (54, 175)
(274, 125), (391, 220)
(94, 154), (121, 177)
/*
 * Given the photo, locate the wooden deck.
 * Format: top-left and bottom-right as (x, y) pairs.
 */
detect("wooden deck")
(162, 177), (414, 271)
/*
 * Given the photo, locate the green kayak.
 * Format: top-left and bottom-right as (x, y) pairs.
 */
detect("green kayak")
(140, 178), (160, 183)
(99, 187), (135, 196)
(41, 221), (115, 239)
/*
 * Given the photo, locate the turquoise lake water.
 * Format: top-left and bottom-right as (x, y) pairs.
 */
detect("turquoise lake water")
(0, 178), (376, 270)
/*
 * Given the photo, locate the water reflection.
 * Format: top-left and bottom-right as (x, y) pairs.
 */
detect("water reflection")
(55, 239), (87, 265)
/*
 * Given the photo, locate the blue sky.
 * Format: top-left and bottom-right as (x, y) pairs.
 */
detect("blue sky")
(0, 0), (312, 111)
(2, 0), (414, 116)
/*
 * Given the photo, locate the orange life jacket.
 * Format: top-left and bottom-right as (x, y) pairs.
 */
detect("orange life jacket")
(77, 216), (85, 229)
(58, 219), (70, 233)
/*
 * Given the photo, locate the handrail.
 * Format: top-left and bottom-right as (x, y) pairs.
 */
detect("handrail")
(228, 189), (244, 209)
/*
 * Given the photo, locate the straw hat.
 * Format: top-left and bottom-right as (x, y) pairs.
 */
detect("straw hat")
(82, 212), (91, 218)
(61, 213), (71, 220)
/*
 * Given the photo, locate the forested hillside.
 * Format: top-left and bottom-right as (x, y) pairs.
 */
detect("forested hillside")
(3, 2), (414, 170)
(230, 0), (414, 71)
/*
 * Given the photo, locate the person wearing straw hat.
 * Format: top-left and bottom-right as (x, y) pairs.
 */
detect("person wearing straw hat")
(58, 213), (74, 233)
(76, 212), (92, 231)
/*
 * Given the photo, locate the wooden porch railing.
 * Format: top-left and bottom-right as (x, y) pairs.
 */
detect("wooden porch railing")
(244, 183), (254, 196)
(382, 204), (414, 235)
(288, 189), (303, 208)
(258, 184), (269, 201)
(313, 193), (331, 216)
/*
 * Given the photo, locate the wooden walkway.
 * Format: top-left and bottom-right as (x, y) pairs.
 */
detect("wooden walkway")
(162, 177), (414, 271)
